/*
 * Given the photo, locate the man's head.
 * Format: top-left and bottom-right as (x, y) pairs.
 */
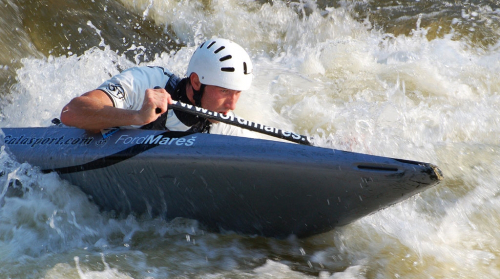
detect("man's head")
(187, 38), (253, 91)
(186, 39), (253, 115)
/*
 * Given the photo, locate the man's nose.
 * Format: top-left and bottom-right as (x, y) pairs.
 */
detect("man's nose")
(225, 92), (239, 110)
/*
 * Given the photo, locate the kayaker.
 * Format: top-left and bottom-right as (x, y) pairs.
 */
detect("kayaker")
(60, 38), (253, 135)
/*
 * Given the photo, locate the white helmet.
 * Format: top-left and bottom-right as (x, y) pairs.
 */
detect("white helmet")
(186, 38), (253, 91)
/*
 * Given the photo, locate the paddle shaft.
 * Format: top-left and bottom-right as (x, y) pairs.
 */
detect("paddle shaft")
(164, 101), (311, 145)
(152, 86), (311, 145)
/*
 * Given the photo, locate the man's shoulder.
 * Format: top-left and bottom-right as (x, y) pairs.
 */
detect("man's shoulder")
(122, 66), (175, 77)
(118, 66), (177, 89)
(145, 66), (176, 77)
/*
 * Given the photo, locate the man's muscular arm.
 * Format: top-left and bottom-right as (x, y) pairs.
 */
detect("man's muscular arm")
(60, 88), (172, 133)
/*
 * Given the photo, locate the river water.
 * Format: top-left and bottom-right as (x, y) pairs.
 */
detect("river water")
(0, 0), (499, 278)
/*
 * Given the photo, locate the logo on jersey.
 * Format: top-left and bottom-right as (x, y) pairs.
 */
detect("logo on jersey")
(107, 83), (126, 100)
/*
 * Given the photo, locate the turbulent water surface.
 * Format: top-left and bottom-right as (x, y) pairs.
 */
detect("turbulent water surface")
(1, 0), (500, 278)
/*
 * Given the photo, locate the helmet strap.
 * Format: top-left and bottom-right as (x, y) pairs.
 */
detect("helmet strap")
(192, 84), (205, 107)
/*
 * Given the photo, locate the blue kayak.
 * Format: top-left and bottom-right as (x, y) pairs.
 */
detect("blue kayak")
(1, 127), (443, 238)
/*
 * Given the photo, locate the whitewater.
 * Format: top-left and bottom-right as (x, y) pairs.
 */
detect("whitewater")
(1, 0), (500, 278)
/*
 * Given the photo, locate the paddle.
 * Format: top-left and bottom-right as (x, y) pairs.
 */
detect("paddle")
(159, 101), (312, 146)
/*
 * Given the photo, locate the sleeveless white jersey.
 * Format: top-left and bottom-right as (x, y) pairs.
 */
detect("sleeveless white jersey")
(97, 66), (252, 137)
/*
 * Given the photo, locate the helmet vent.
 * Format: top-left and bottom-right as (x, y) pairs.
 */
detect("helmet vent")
(214, 46), (225, 53)
(221, 67), (235, 72)
(219, 55), (232, 62)
(207, 41), (216, 49)
(243, 62), (249, 74)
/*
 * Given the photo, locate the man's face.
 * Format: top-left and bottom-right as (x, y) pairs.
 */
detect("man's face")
(201, 85), (241, 115)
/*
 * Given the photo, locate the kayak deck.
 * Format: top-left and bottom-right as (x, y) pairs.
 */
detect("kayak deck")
(2, 127), (443, 238)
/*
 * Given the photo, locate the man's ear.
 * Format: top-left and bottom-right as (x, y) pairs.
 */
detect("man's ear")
(189, 73), (202, 91)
